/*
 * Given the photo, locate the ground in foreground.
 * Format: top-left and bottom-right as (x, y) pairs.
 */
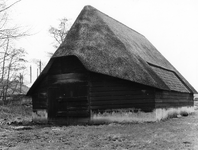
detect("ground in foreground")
(0, 103), (198, 150)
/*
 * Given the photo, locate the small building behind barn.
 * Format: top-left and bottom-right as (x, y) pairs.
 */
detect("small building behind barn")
(27, 6), (197, 124)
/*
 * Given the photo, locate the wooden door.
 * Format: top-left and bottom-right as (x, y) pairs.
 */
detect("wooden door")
(57, 83), (90, 120)
(48, 83), (90, 122)
(48, 87), (58, 119)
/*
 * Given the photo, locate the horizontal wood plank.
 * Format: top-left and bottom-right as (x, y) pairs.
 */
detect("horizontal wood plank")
(90, 86), (140, 92)
(90, 95), (153, 101)
(91, 103), (154, 110)
(90, 91), (153, 97)
(90, 99), (153, 106)
(155, 101), (193, 108)
(155, 91), (193, 106)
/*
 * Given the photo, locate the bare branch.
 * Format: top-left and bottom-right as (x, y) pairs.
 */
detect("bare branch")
(0, 0), (21, 13)
(49, 18), (70, 49)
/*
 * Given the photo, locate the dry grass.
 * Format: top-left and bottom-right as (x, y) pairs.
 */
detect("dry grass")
(0, 101), (198, 149)
(1, 110), (198, 150)
(0, 100), (32, 125)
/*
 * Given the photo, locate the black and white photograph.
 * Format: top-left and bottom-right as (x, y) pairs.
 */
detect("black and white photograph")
(0, 0), (198, 149)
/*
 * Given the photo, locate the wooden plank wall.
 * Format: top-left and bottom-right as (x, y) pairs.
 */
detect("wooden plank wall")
(89, 73), (155, 112)
(48, 56), (87, 75)
(32, 56), (88, 110)
(54, 82), (89, 119)
(47, 56), (89, 119)
(47, 82), (89, 120)
(155, 90), (194, 108)
(43, 56), (90, 121)
(32, 77), (48, 109)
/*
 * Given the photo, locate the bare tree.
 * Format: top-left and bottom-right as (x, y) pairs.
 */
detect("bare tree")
(0, 0), (21, 13)
(0, 37), (27, 102)
(0, 0), (26, 40)
(0, 0), (28, 103)
(49, 18), (70, 49)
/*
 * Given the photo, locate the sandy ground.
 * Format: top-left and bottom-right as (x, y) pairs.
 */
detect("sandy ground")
(0, 104), (198, 150)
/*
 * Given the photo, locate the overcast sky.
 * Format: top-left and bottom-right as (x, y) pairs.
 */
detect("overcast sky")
(8, 0), (198, 91)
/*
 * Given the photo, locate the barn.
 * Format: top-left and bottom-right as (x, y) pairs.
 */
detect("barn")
(27, 5), (197, 124)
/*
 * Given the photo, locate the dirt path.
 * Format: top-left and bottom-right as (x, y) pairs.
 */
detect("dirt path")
(1, 110), (198, 150)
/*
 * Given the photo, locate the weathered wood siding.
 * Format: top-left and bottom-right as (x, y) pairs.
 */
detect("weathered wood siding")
(32, 77), (48, 109)
(48, 82), (89, 120)
(155, 90), (194, 108)
(32, 56), (194, 123)
(48, 57), (87, 75)
(89, 72), (155, 113)
(47, 56), (89, 120)
(32, 56), (89, 121)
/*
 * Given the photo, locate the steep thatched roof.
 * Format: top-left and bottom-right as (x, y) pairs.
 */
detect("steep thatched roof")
(27, 5), (197, 95)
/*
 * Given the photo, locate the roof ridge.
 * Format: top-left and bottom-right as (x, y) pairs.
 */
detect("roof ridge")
(85, 5), (145, 38)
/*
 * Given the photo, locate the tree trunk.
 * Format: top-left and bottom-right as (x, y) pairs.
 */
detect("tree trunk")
(1, 38), (9, 102)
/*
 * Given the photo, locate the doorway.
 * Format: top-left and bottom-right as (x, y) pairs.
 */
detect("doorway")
(48, 82), (89, 123)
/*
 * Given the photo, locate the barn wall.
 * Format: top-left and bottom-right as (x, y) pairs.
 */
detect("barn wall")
(155, 90), (194, 108)
(32, 56), (90, 123)
(154, 90), (194, 120)
(48, 57), (87, 75)
(89, 72), (156, 122)
(47, 81), (89, 121)
(31, 77), (48, 122)
(31, 56), (195, 123)
(32, 77), (48, 110)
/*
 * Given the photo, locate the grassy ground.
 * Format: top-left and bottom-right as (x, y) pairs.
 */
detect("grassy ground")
(0, 100), (32, 126)
(0, 102), (198, 150)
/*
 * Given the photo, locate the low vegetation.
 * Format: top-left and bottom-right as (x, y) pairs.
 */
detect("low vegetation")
(0, 98), (32, 126)
(0, 101), (197, 149)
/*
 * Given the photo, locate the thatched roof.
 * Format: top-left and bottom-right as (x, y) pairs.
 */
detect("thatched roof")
(27, 5), (197, 95)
